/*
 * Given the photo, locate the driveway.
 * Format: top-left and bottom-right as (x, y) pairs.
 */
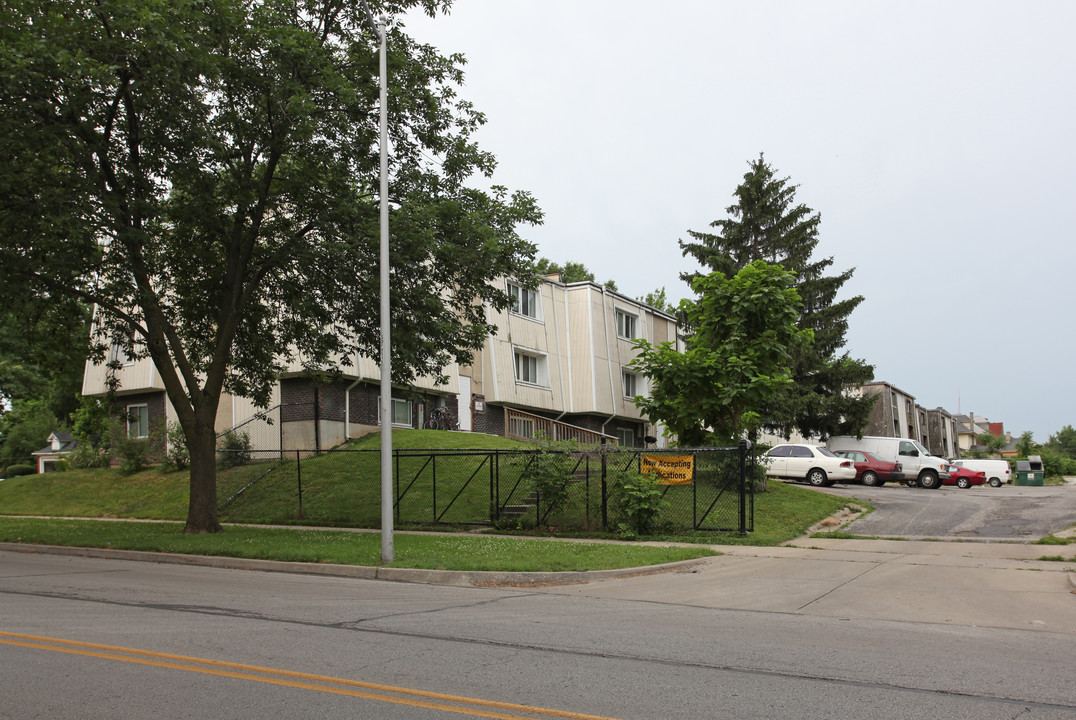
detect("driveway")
(812, 483), (1076, 540)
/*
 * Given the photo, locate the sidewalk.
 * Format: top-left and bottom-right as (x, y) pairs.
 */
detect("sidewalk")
(4, 512), (1074, 635)
(526, 535), (1076, 634)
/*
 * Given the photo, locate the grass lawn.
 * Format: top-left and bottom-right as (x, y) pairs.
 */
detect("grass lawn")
(0, 430), (862, 568)
(0, 518), (717, 571)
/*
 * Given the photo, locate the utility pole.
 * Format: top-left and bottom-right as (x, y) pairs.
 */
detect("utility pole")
(360, 3), (393, 564)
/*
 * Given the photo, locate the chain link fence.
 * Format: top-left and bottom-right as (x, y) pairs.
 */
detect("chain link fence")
(218, 443), (755, 535)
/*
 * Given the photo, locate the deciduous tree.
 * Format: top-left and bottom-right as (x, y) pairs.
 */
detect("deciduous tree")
(1015, 431), (1035, 458)
(630, 262), (811, 446)
(534, 258), (617, 290)
(679, 155), (873, 440)
(1047, 425), (1076, 458)
(0, 0), (541, 532)
(975, 431), (1007, 457)
(636, 287), (677, 315)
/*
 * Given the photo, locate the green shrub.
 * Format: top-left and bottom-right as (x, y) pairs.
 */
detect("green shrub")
(521, 436), (577, 521)
(113, 435), (149, 475)
(5, 464), (35, 477)
(71, 396), (110, 451)
(610, 471), (669, 536)
(164, 422), (189, 470)
(1034, 448), (1076, 479)
(68, 442), (111, 469)
(217, 430), (252, 468)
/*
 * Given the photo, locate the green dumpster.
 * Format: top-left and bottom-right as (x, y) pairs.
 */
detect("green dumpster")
(1014, 456), (1044, 486)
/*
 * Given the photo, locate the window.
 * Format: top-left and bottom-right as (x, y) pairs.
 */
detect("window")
(616, 427), (635, 447)
(789, 446), (813, 458)
(513, 349), (548, 386)
(377, 397), (412, 426)
(126, 404), (148, 439)
(622, 369), (637, 398)
(615, 309), (637, 340)
(507, 281), (539, 319)
(515, 352), (537, 383)
(110, 341), (133, 367)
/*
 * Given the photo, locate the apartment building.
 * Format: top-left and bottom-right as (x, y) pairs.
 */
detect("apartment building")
(924, 406), (959, 459)
(82, 275), (679, 452)
(847, 381), (921, 441)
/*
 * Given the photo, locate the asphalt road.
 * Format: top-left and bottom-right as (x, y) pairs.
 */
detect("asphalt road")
(811, 483), (1076, 540)
(3, 539), (1075, 719)
(3, 485), (1074, 718)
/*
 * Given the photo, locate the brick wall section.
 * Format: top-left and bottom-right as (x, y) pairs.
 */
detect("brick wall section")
(348, 383), (380, 426)
(111, 390), (167, 462)
(281, 377), (464, 429)
(476, 403), (506, 436)
(280, 378), (352, 423)
(280, 378), (318, 422)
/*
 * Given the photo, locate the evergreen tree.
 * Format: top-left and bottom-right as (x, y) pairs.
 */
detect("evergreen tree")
(679, 155), (875, 440)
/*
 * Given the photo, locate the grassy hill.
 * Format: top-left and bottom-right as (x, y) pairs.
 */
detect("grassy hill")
(0, 429), (854, 545)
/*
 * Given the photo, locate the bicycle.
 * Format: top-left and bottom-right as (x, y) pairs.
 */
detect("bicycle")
(423, 406), (457, 431)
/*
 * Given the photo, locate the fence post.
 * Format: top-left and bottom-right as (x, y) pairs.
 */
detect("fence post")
(313, 388), (321, 453)
(738, 439), (748, 536)
(692, 451), (698, 530)
(585, 454), (590, 529)
(490, 450), (497, 522)
(296, 450), (304, 519)
(600, 437), (608, 530)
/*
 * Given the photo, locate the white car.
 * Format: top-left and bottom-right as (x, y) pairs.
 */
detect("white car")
(764, 443), (857, 487)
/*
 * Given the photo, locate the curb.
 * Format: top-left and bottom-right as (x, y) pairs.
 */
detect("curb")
(0, 542), (710, 588)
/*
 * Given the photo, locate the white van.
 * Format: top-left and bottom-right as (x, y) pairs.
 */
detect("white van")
(951, 459), (1011, 487)
(826, 436), (951, 489)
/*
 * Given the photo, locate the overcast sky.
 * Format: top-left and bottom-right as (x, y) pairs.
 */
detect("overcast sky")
(403, 0), (1076, 442)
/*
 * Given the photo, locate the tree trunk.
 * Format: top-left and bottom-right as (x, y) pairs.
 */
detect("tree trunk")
(185, 421), (222, 533)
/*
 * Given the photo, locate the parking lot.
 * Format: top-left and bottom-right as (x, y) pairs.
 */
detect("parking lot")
(811, 482), (1076, 540)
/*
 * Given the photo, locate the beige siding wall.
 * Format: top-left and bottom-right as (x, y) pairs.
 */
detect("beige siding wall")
(278, 354), (460, 396)
(485, 280), (563, 412)
(479, 279), (672, 421)
(82, 356), (162, 397)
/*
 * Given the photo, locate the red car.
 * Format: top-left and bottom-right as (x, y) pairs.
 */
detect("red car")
(833, 450), (904, 486)
(944, 465), (986, 489)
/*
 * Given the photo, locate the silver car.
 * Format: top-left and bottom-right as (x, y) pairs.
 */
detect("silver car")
(764, 443), (857, 487)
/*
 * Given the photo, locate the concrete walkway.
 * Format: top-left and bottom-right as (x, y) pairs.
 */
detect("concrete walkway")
(520, 536), (1076, 634)
(5, 529), (1074, 634)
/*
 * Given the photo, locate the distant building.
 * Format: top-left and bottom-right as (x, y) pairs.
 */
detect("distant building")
(955, 412), (998, 453)
(847, 381), (920, 440)
(924, 407), (959, 459)
(31, 432), (78, 473)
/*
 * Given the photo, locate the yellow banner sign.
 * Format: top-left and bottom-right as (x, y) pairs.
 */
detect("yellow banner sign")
(641, 454), (694, 485)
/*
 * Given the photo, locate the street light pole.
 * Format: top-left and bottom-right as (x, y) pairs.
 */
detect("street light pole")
(361, 4), (393, 564)
(376, 14), (393, 565)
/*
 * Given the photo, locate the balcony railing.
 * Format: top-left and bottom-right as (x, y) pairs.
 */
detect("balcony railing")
(504, 407), (618, 445)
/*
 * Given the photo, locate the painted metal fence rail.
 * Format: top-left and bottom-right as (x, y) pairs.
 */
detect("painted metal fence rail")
(217, 443), (755, 535)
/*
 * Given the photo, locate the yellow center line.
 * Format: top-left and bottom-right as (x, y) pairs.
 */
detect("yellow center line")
(0, 631), (623, 720)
